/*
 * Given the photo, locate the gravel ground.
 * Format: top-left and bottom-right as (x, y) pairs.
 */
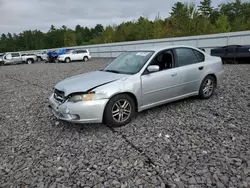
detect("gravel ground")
(0, 59), (249, 188)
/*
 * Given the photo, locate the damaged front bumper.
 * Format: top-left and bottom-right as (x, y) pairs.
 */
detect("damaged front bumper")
(48, 94), (108, 124)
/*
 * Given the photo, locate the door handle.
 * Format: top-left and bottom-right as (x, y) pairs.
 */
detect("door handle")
(198, 66), (204, 70)
(171, 73), (177, 76)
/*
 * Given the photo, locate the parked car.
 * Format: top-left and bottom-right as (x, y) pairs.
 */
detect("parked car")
(34, 51), (48, 61)
(0, 52), (37, 65)
(48, 45), (224, 127)
(57, 49), (91, 63)
(45, 48), (73, 63)
(210, 44), (250, 64)
(21, 53), (38, 64)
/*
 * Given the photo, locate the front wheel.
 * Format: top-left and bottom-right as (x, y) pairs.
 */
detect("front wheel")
(103, 94), (135, 127)
(65, 58), (70, 63)
(199, 75), (216, 99)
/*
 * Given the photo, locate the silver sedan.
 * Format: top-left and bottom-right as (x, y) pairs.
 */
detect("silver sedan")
(48, 45), (224, 127)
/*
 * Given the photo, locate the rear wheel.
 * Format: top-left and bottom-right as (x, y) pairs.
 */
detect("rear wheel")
(103, 94), (135, 127)
(27, 59), (33, 64)
(83, 56), (89, 62)
(199, 75), (216, 99)
(65, 58), (70, 63)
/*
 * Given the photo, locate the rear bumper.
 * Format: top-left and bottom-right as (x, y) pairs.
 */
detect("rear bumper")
(48, 94), (108, 124)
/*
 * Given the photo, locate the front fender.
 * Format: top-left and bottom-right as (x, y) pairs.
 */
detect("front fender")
(92, 76), (142, 107)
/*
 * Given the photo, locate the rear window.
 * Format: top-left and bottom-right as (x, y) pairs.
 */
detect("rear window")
(11, 53), (20, 57)
(77, 50), (87, 53)
(193, 49), (205, 62)
(175, 48), (199, 66)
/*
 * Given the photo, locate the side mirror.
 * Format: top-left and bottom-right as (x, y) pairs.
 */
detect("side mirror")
(147, 65), (159, 73)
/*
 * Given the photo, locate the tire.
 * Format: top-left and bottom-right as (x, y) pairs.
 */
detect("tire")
(198, 75), (216, 99)
(103, 94), (136, 127)
(83, 56), (89, 62)
(27, 59), (33, 64)
(65, 58), (70, 63)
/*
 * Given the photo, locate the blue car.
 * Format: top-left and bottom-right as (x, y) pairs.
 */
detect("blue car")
(45, 48), (72, 63)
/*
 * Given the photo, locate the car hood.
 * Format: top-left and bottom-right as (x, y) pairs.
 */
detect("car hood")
(54, 71), (129, 96)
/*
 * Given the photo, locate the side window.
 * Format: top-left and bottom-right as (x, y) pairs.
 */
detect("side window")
(193, 49), (205, 62)
(78, 50), (87, 54)
(175, 48), (199, 67)
(72, 50), (77, 54)
(149, 50), (175, 71)
(11, 53), (20, 57)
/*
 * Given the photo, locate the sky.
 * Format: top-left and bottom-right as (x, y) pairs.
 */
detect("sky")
(0, 0), (232, 34)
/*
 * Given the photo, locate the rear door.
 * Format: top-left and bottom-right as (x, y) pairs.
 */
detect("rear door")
(173, 47), (206, 96)
(77, 50), (87, 60)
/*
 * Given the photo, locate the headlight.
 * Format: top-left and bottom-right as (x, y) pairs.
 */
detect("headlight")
(68, 93), (95, 103)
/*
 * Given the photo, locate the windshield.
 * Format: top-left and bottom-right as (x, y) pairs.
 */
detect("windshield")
(102, 51), (154, 74)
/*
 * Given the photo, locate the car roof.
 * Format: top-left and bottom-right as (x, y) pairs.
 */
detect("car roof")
(126, 45), (200, 53)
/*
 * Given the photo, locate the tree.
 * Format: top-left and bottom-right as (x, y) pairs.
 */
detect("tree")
(198, 0), (213, 17)
(103, 26), (115, 43)
(75, 25), (83, 45)
(0, 1), (249, 52)
(92, 24), (104, 38)
(64, 29), (76, 47)
(170, 2), (185, 18)
(135, 16), (153, 40)
(169, 2), (198, 37)
(152, 18), (168, 39)
(215, 14), (231, 33)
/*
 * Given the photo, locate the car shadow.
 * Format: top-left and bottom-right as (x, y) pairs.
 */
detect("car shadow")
(49, 93), (219, 131)
(50, 117), (110, 134)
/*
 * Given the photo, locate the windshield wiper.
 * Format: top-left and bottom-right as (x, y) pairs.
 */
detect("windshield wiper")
(103, 69), (121, 73)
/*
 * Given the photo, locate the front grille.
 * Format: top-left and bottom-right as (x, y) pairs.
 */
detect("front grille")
(54, 89), (65, 103)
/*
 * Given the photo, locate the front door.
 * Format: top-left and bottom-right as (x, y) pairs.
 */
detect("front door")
(71, 50), (78, 61)
(141, 68), (180, 108)
(140, 50), (180, 109)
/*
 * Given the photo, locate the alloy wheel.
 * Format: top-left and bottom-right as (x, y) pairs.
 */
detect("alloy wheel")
(111, 99), (131, 122)
(202, 78), (214, 97)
